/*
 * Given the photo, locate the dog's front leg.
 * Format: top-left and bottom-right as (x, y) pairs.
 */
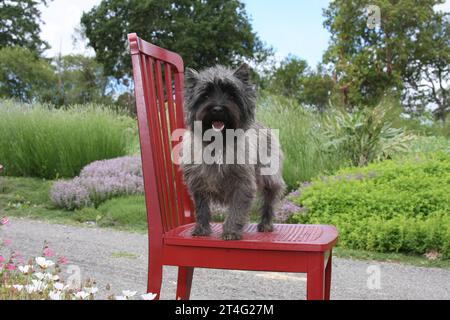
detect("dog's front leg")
(192, 193), (212, 236)
(222, 186), (255, 240)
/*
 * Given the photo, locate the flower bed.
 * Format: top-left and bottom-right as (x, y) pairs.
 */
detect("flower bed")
(50, 156), (144, 210)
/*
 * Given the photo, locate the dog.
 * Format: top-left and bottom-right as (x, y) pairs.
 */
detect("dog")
(181, 63), (285, 240)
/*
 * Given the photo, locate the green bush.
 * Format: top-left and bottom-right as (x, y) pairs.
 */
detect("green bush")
(291, 152), (450, 257)
(322, 103), (413, 166)
(257, 94), (348, 188)
(0, 99), (136, 179)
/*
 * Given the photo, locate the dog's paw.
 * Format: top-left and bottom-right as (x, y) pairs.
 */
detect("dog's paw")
(257, 223), (274, 233)
(221, 232), (242, 241)
(191, 225), (212, 237)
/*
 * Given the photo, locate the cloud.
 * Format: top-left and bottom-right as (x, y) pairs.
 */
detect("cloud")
(39, 0), (101, 57)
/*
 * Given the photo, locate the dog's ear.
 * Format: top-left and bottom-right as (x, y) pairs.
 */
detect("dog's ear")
(233, 63), (251, 84)
(185, 68), (199, 87)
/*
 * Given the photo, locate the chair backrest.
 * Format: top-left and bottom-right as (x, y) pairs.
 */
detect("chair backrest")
(128, 33), (194, 239)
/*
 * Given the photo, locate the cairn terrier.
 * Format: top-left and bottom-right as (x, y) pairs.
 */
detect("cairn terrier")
(181, 64), (285, 240)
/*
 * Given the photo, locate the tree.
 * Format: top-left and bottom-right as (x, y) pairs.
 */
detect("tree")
(323, 0), (449, 118)
(0, 46), (55, 102)
(268, 55), (309, 103)
(0, 0), (49, 54)
(80, 0), (269, 81)
(302, 67), (335, 113)
(266, 56), (336, 112)
(403, 12), (449, 121)
(53, 54), (113, 106)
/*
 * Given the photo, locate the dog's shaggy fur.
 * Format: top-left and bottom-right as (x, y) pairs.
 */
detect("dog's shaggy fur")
(181, 64), (285, 240)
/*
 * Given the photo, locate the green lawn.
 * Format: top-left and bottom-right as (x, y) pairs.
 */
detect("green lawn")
(0, 176), (147, 232)
(1, 176), (448, 269)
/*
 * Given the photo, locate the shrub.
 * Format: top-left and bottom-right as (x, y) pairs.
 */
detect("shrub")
(50, 156), (144, 210)
(290, 152), (450, 257)
(322, 103), (413, 166)
(257, 94), (348, 188)
(0, 99), (136, 178)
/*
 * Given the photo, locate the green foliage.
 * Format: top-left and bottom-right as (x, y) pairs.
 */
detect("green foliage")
(291, 153), (450, 257)
(322, 102), (413, 166)
(0, 46), (55, 102)
(0, 99), (136, 178)
(94, 195), (147, 231)
(301, 68), (335, 112)
(0, 0), (49, 53)
(266, 56), (335, 112)
(52, 54), (114, 106)
(81, 0), (269, 80)
(396, 136), (450, 158)
(323, 0), (449, 119)
(268, 55), (309, 103)
(257, 94), (348, 188)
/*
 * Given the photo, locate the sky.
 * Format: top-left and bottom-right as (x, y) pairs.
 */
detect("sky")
(39, 0), (450, 67)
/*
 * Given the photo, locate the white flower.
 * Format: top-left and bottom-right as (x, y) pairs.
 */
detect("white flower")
(53, 282), (65, 291)
(115, 295), (128, 300)
(25, 284), (37, 294)
(141, 293), (157, 300)
(48, 273), (59, 281)
(74, 291), (90, 300)
(35, 257), (55, 269)
(12, 284), (24, 291)
(84, 287), (98, 295)
(122, 290), (137, 298)
(49, 290), (63, 300)
(18, 265), (32, 274)
(31, 279), (48, 291)
(34, 272), (45, 280)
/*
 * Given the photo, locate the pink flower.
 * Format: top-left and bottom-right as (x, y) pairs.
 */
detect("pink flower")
(6, 263), (16, 271)
(0, 217), (9, 226)
(3, 239), (12, 246)
(58, 256), (68, 265)
(0, 255), (5, 263)
(11, 251), (22, 259)
(43, 247), (55, 258)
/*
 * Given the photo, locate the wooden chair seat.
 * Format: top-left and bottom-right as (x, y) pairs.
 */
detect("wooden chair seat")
(165, 223), (338, 252)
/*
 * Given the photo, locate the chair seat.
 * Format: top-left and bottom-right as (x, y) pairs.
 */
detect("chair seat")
(164, 223), (338, 252)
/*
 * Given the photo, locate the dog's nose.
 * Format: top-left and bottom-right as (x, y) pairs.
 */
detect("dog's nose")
(211, 106), (224, 115)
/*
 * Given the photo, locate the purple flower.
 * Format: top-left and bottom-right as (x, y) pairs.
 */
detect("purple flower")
(274, 199), (305, 222)
(50, 156), (144, 210)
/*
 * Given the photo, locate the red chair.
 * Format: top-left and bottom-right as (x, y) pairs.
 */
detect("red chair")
(128, 33), (338, 300)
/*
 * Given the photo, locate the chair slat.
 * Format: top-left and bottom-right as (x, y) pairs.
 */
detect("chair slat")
(155, 61), (177, 230)
(144, 56), (171, 231)
(164, 63), (186, 226)
(130, 33), (195, 232)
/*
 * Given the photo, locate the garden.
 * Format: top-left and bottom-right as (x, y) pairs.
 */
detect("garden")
(1, 95), (449, 262)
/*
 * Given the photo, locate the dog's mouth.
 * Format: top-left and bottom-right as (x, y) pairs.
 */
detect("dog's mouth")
(212, 121), (225, 132)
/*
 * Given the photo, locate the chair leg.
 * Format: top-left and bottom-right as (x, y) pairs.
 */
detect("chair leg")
(307, 253), (325, 300)
(324, 250), (333, 300)
(176, 266), (194, 300)
(147, 260), (163, 300)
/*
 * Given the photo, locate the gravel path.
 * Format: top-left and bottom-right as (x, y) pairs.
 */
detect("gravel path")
(1, 217), (449, 300)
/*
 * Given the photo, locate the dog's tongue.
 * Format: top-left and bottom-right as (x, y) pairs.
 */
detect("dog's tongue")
(212, 121), (225, 132)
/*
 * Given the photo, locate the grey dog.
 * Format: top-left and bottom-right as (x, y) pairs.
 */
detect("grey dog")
(181, 64), (285, 240)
